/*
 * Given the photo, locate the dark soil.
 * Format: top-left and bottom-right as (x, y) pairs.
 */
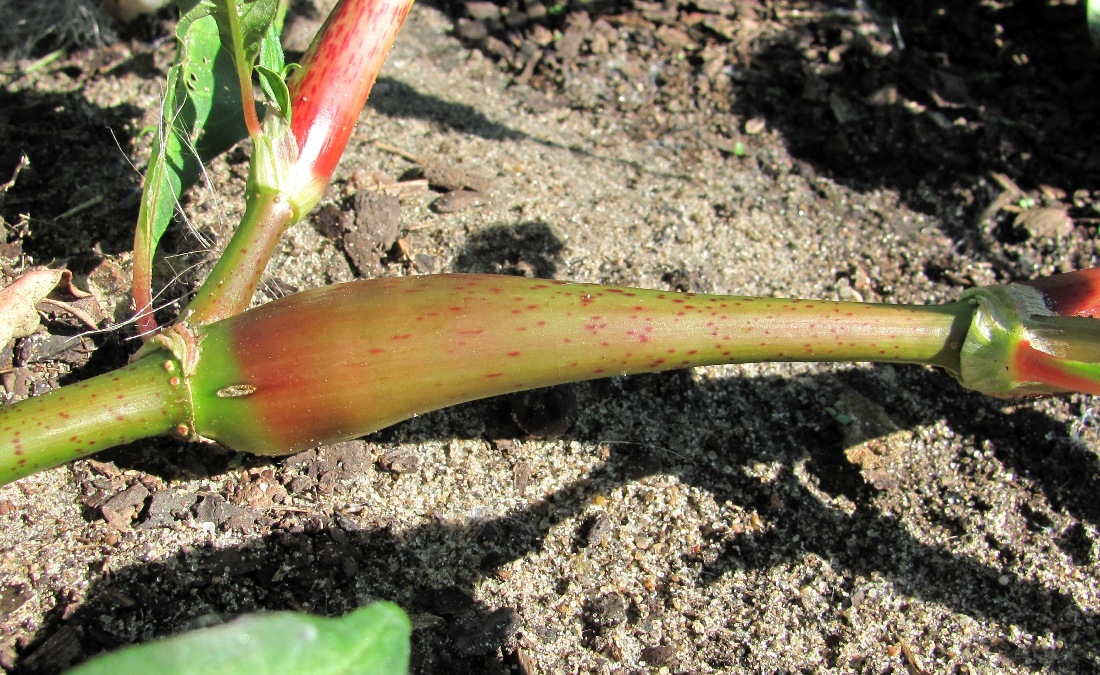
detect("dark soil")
(2, 1), (1099, 673)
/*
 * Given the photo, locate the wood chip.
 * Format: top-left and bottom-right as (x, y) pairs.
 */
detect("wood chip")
(1014, 206), (1074, 238)
(432, 189), (490, 213)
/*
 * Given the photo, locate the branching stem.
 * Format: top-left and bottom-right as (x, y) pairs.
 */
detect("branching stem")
(183, 186), (296, 326)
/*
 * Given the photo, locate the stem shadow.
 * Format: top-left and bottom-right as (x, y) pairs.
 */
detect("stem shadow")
(20, 365), (1099, 673)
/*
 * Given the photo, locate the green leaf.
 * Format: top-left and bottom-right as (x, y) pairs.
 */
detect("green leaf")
(212, 0), (282, 68)
(134, 5), (250, 307)
(187, 0), (286, 108)
(257, 7), (289, 116)
(65, 603), (411, 675)
(258, 0), (286, 73)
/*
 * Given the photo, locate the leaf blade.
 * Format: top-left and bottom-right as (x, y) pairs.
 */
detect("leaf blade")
(66, 603), (411, 675)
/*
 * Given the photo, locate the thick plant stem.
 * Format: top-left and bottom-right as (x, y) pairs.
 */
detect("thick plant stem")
(183, 187), (296, 326)
(0, 353), (190, 484)
(188, 274), (973, 454)
(22, 272), (1100, 485)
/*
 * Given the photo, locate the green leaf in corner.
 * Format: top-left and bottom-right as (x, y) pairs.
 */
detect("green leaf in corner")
(65, 602), (411, 675)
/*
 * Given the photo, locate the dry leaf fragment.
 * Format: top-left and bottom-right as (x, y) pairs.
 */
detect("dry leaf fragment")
(0, 268), (68, 347)
(1014, 206), (1074, 239)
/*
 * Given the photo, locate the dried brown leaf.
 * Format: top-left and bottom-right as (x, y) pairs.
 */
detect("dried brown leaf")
(0, 268), (67, 347)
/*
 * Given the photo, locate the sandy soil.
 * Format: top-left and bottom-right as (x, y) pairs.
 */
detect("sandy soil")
(1, 1), (1099, 673)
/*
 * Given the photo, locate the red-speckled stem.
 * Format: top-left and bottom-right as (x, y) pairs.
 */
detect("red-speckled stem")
(6, 272), (1095, 484)
(188, 274), (972, 454)
(0, 353), (190, 484)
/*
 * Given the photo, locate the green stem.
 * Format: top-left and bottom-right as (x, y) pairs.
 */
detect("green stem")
(225, 0), (262, 139)
(0, 274), (978, 482)
(0, 352), (190, 484)
(183, 186), (296, 326)
(187, 274), (974, 454)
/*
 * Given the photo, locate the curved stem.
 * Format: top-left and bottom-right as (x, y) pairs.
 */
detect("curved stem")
(183, 187), (296, 326)
(0, 275), (981, 482)
(0, 352), (191, 484)
(226, 0), (262, 139)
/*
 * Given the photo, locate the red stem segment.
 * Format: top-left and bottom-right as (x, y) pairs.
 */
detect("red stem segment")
(286, 0), (414, 201)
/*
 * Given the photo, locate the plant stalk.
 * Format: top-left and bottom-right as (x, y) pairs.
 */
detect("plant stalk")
(0, 353), (190, 484)
(9, 272), (1081, 484)
(188, 274), (973, 454)
(182, 186), (296, 325)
